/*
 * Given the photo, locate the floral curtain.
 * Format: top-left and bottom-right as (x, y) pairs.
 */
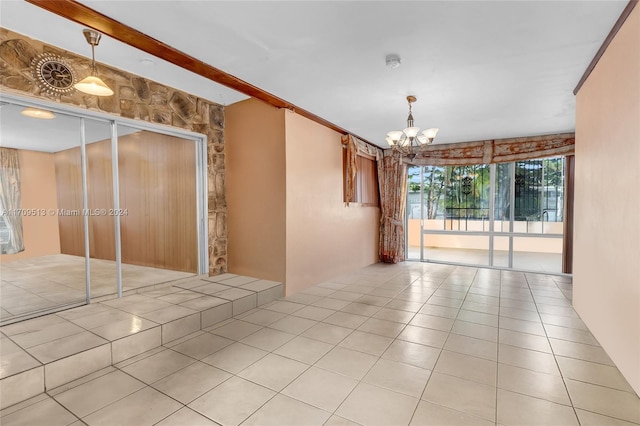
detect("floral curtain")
(408, 132), (575, 166)
(378, 153), (407, 263)
(342, 135), (358, 206)
(0, 148), (24, 254)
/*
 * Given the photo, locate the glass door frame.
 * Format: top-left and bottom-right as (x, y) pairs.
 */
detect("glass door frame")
(408, 161), (567, 275)
(2, 92), (209, 305)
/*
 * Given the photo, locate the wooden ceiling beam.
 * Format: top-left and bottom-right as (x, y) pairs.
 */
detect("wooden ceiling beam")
(26, 0), (378, 147)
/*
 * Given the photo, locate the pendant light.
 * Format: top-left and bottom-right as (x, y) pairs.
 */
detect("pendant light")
(74, 29), (114, 96)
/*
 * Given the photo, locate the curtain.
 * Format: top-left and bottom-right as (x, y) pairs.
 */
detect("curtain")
(408, 132), (575, 166)
(343, 134), (358, 206)
(378, 153), (407, 263)
(0, 148), (24, 254)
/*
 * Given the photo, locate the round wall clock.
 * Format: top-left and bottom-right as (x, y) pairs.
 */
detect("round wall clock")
(31, 53), (77, 96)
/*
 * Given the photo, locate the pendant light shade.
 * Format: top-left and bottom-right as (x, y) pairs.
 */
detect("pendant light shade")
(75, 75), (114, 96)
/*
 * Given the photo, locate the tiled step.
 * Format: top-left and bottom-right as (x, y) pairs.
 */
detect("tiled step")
(0, 274), (283, 410)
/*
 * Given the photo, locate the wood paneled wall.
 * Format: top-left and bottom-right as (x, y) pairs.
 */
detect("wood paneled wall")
(55, 131), (197, 273)
(118, 132), (197, 273)
(87, 140), (116, 261)
(55, 148), (85, 257)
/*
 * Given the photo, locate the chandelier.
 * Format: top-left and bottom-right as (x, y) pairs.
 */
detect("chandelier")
(386, 95), (438, 160)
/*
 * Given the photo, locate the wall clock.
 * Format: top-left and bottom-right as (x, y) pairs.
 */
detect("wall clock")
(31, 53), (77, 96)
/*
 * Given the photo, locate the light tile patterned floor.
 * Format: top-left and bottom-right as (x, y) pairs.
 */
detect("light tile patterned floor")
(2, 262), (639, 426)
(1, 254), (194, 323)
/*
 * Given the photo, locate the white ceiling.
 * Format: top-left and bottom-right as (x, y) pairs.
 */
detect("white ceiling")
(0, 1), (628, 148)
(0, 103), (140, 152)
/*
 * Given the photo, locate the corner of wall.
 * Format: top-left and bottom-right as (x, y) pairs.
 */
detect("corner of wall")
(225, 98), (287, 283)
(573, 4), (640, 395)
(283, 112), (380, 295)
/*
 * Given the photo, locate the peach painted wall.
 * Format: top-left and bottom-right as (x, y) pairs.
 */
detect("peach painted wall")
(225, 99), (380, 294)
(0, 150), (60, 262)
(284, 111), (379, 295)
(574, 5), (640, 394)
(226, 99), (287, 282)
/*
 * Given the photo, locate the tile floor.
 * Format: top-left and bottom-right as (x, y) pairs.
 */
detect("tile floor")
(1, 254), (194, 324)
(0, 273), (283, 409)
(1, 262), (639, 426)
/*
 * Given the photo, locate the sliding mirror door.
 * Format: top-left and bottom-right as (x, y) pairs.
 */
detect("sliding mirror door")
(1, 97), (207, 324)
(117, 125), (198, 293)
(0, 102), (88, 324)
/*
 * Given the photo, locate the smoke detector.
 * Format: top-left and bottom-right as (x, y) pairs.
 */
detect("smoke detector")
(385, 54), (401, 69)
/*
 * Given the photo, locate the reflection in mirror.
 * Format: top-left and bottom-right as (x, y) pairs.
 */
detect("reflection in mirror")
(0, 101), (87, 324)
(116, 125), (197, 293)
(58, 118), (119, 299)
(0, 100), (202, 325)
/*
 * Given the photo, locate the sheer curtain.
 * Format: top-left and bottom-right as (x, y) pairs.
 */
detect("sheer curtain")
(0, 148), (24, 254)
(378, 153), (407, 263)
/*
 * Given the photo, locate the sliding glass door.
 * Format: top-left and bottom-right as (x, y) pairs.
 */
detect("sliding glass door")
(407, 157), (566, 273)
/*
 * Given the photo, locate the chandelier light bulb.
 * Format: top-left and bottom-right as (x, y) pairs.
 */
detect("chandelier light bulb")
(423, 128), (439, 139)
(387, 131), (403, 142)
(403, 126), (420, 138)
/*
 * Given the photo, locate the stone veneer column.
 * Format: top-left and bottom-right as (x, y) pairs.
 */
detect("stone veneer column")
(0, 28), (227, 274)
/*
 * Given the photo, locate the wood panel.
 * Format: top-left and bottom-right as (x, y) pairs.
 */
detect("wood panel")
(118, 131), (197, 273)
(86, 140), (115, 261)
(54, 147), (85, 257)
(55, 131), (197, 273)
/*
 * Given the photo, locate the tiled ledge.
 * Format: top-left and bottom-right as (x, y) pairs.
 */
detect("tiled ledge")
(0, 274), (282, 410)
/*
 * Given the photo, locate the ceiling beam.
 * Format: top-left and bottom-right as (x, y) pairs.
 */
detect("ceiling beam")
(25, 0), (378, 147)
(573, 0), (638, 95)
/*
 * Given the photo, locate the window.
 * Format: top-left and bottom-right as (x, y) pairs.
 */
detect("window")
(406, 156), (568, 273)
(343, 152), (379, 207)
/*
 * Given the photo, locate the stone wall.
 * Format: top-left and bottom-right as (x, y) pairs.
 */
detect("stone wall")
(0, 28), (227, 274)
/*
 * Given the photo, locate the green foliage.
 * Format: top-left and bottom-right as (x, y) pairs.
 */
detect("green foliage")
(407, 157), (565, 222)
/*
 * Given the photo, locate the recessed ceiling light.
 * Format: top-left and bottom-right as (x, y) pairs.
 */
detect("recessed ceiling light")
(140, 58), (155, 66)
(21, 107), (55, 119)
